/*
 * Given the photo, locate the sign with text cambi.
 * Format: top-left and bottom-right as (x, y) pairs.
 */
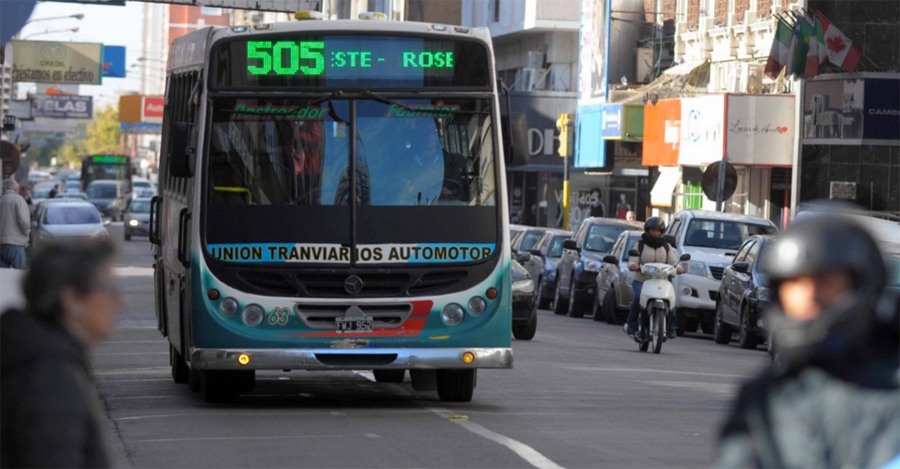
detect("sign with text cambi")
(11, 40), (103, 85)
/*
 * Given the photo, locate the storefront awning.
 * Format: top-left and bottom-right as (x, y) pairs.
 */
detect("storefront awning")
(651, 167), (682, 208)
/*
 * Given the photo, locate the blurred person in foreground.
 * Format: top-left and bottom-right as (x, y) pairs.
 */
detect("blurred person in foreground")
(715, 214), (900, 468)
(1, 239), (120, 468)
(0, 178), (31, 269)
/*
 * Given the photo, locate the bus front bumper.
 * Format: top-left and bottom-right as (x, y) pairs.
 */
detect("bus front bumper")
(190, 347), (513, 371)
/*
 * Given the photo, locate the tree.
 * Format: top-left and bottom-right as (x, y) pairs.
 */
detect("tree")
(58, 105), (121, 166)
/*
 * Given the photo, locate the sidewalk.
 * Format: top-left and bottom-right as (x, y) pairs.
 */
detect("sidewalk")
(0, 268), (25, 313)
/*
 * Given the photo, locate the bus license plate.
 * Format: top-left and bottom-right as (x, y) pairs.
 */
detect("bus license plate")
(335, 317), (374, 333)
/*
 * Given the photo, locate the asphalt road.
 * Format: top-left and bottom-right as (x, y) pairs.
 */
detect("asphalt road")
(97, 223), (770, 469)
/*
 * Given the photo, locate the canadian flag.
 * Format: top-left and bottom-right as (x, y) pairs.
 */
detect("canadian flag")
(816, 12), (861, 72)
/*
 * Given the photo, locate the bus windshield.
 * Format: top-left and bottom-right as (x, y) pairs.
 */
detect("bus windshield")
(204, 97), (498, 261)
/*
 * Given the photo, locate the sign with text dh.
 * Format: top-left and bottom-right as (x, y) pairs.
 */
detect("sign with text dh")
(31, 94), (93, 119)
(11, 40), (103, 85)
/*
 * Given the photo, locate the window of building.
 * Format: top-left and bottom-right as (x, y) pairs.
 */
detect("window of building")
(756, 0), (773, 18)
(733, 0), (750, 22)
(662, 0), (676, 21)
(201, 6), (223, 16)
(493, 0), (501, 22)
(714, 0), (728, 26)
(686, 0), (700, 29)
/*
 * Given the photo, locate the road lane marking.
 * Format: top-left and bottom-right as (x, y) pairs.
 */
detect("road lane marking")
(564, 366), (752, 379)
(131, 435), (343, 444)
(353, 373), (566, 469)
(640, 380), (739, 394)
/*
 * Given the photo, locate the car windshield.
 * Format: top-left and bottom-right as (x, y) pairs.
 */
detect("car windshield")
(584, 225), (631, 253)
(685, 220), (776, 250)
(519, 231), (544, 252)
(33, 189), (52, 198)
(87, 184), (117, 198)
(548, 237), (567, 258)
(45, 206), (101, 225)
(130, 200), (151, 213)
(65, 181), (80, 189)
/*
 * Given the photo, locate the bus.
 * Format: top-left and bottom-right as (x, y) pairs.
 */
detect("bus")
(81, 154), (133, 194)
(151, 18), (526, 403)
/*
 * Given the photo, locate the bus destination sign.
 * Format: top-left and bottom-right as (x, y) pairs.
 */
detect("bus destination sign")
(213, 35), (489, 89)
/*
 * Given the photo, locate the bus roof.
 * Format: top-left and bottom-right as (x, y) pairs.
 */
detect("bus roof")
(167, 20), (493, 73)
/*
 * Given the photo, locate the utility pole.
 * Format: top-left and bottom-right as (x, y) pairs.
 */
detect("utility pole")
(557, 113), (574, 230)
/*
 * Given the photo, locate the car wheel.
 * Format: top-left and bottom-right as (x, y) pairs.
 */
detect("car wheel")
(553, 276), (568, 315)
(603, 289), (623, 325)
(713, 302), (733, 345)
(124, 233), (132, 241)
(737, 304), (760, 350)
(537, 278), (552, 309)
(567, 277), (584, 318)
(512, 309), (537, 340)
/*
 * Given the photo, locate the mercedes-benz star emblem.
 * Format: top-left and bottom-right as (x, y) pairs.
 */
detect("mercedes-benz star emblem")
(344, 275), (364, 295)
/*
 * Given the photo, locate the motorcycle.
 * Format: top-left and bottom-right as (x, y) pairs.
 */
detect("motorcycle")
(628, 250), (690, 354)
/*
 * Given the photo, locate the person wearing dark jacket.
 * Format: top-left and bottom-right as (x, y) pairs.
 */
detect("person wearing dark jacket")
(1, 239), (120, 468)
(715, 214), (900, 468)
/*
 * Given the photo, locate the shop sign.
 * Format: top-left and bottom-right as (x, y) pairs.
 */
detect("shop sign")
(726, 95), (794, 166)
(142, 97), (164, 123)
(11, 40), (103, 85)
(102, 46), (126, 78)
(31, 94), (93, 119)
(679, 95), (725, 166)
(601, 104), (644, 141)
(804, 75), (900, 145)
(119, 95), (164, 124)
(642, 99), (680, 166)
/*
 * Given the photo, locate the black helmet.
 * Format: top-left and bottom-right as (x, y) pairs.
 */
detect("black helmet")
(761, 214), (887, 366)
(644, 217), (666, 234)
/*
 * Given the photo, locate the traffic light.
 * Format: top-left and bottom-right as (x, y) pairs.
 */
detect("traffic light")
(556, 113), (573, 158)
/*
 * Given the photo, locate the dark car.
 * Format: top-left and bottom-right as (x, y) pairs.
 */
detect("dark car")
(124, 197), (152, 240)
(593, 230), (643, 324)
(713, 235), (775, 349)
(511, 258), (537, 340)
(87, 180), (129, 221)
(554, 217), (642, 318)
(530, 229), (573, 309)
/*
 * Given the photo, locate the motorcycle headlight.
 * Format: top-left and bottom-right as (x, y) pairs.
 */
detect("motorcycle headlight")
(643, 265), (660, 276)
(584, 259), (602, 273)
(683, 260), (707, 277)
(758, 287), (772, 303)
(512, 278), (534, 294)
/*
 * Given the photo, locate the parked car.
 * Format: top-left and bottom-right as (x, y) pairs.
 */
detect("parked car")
(64, 179), (82, 193)
(554, 218), (642, 318)
(124, 197), (152, 241)
(510, 226), (555, 296)
(54, 192), (90, 201)
(29, 201), (109, 251)
(713, 235), (775, 349)
(511, 258), (537, 340)
(87, 180), (129, 220)
(593, 230), (643, 324)
(133, 177), (156, 198)
(531, 229), (573, 309)
(665, 210), (778, 335)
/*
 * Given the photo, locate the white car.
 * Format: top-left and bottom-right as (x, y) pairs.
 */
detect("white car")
(132, 178), (157, 198)
(664, 210), (777, 336)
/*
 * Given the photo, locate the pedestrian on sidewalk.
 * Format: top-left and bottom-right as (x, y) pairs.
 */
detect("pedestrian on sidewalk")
(1, 239), (120, 468)
(0, 178), (31, 269)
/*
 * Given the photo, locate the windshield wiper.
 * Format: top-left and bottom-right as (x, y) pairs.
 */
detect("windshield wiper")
(359, 90), (489, 116)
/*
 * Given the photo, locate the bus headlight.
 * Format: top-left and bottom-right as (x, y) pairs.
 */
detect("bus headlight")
(467, 296), (486, 315)
(512, 279), (534, 294)
(219, 297), (239, 316)
(242, 304), (265, 327)
(441, 303), (465, 326)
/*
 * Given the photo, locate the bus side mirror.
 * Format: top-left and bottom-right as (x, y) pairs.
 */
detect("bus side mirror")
(501, 112), (529, 167)
(170, 122), (195, 178)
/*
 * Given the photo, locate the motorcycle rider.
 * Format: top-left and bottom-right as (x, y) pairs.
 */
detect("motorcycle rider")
(624, 217), (683, 339)
(715, 214), (900, 468)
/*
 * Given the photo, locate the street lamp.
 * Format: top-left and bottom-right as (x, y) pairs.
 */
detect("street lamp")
(23, 13), (84, 25)
(22, 27), (79, 39)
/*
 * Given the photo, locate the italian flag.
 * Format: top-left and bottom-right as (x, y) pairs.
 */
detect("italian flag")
(765, 19), (793, 79)
(816, 11), (861, 72)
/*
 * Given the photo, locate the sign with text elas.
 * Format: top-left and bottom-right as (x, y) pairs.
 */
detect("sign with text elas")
(726, 95), (794, 166)
(11, 40), (103, 85)
(679, 95), (726, 166)
(102, 46), (126, 78)
(31, 94), (93, 119)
